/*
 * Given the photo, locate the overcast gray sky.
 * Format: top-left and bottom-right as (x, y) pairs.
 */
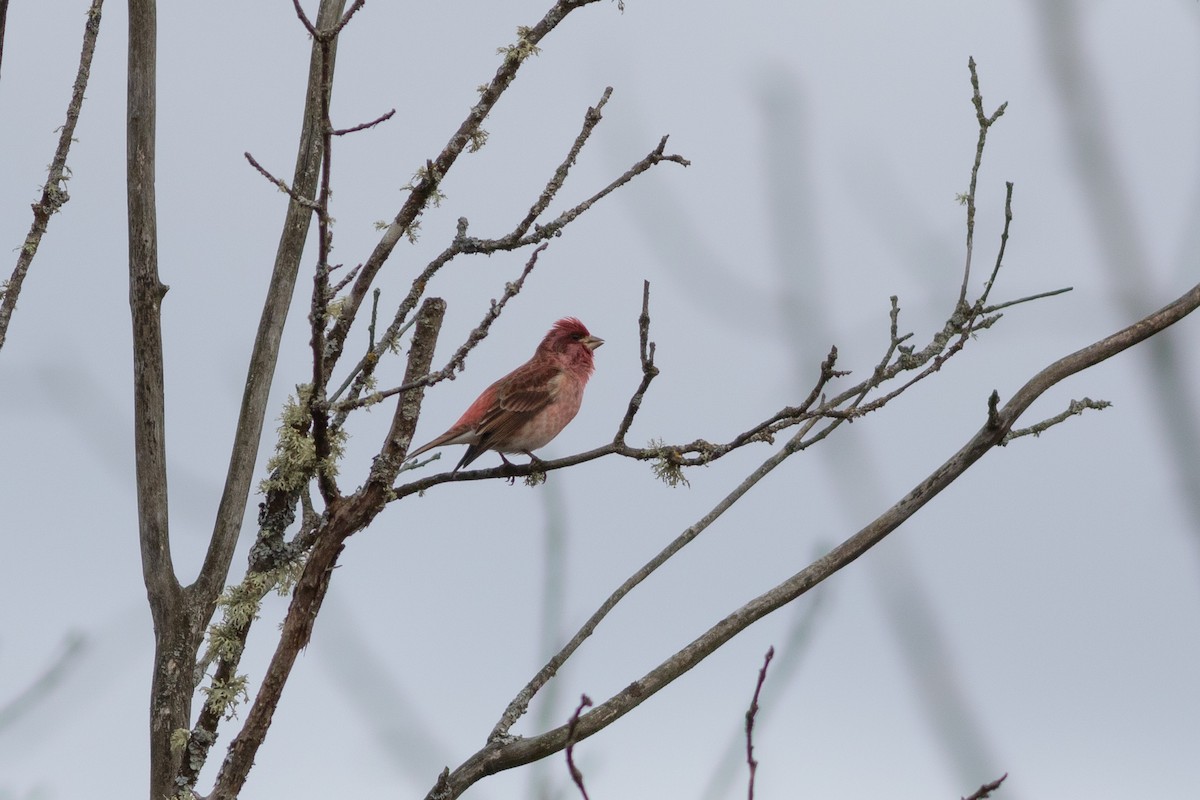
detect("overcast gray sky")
(2, 2), (1199, 799)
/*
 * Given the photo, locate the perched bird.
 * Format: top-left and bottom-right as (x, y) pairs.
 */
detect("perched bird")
(407, 317), (604, 472)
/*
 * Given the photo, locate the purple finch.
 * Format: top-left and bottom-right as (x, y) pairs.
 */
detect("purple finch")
(407, 318), (603, 472)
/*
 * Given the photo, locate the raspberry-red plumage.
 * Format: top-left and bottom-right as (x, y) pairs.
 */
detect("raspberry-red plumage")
(407, 318), (603, 472)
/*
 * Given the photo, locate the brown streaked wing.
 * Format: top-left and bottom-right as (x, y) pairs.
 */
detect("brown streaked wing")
(473, 364), (560, 447)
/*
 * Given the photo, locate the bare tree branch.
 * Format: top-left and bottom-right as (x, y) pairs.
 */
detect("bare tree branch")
(306, 6), (344, 506)
(209, 297), (446, 800)
(320, 0), (608, 383)
(612, 280), (659, 443)
(335, 243), (549, 416)
(391, 241), (1064, 498)
(125, 3), (193, 797)
(242, 151), (320, 209)
(125, 3), (352, 797)
(329, 90), (686, 418)
(182, 4), (659, 795)
(0, 0), (104, 351)
(423, 279), (1200, 800)
(95, 6), (1196, 798)
(957, 55), (1007, 310)
(331, 107), (395, 136)
(185, 0), (354, 714)
(1004, 397), (1111, 442)
(190, 0), (349, 612)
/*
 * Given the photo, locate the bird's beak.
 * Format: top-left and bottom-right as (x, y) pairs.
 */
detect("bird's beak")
(583, 335), (604, 351)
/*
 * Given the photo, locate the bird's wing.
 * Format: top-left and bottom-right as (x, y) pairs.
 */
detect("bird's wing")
(473, 362), (561, 447)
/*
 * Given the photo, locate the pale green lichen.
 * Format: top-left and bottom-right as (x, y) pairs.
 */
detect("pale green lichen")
(258, 386), (348, 496)
(326, 296), (346, 320)
(206, 557), (306, 663)
(467, 127), (489, 153)
(170, 727), (190, 755)
(647, 438), (690, 488)
(402, 164), (446, 207)
(497, 26), (542, 64)
(202, 675), (250, 720)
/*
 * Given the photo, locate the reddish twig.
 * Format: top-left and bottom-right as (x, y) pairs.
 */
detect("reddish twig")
(332, 107), (396, 136)
(243, 151), (319, 208)
(962, 773), (1007, 800)
(745, 646), (774, 800)
(566, 695), (594, 800)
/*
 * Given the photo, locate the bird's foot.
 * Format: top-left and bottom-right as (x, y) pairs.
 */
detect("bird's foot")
(497, 453), (520, 485)
(522, 452), (548, 487)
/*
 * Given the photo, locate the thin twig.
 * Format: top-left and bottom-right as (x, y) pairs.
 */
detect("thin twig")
(329, 94), (687, 417)
(513, 86), (614, 237)
(321, 0), (610, 384)
(458, 135), (690, 254)
(962, 773), (1008, 800)
(332, 107), (396, 136)
(243, 151), (320, 209)
(981, 286), (1072, 314)
(1003, 397), (1111, 442)
(700, 581), (829, 800)
(977, 181), (1015, 308)
(327, 0), (366, 38)
(613, 280), (659, 443)
(335, 243), (549, 415)
(309, 55), (336, 500)
(368, 287), (381, 351)
(290, 0), (319, 37)
(958, 56), (1008, 311)
(565, 695), (594, 800)
(329, 262), (359, 294)
(745, 647), (774, 800)
(0, 0), (105, 352)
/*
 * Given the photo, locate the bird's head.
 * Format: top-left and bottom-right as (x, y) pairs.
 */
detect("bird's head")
(542, 317), (603, 371)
